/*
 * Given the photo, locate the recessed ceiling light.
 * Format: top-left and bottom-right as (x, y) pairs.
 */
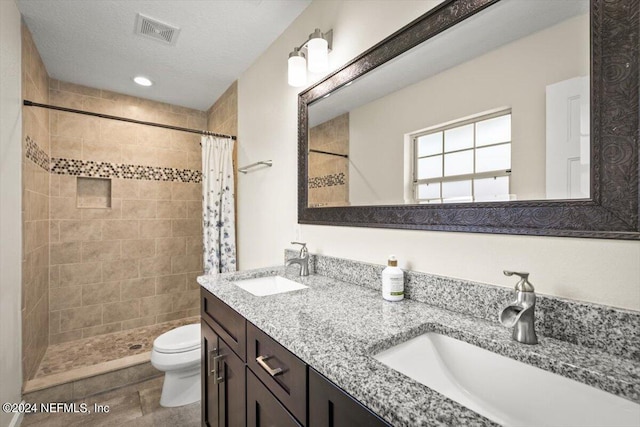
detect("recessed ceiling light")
(133, 76), (153, 87)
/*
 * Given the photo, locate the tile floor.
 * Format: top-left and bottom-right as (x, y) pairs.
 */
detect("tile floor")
(22, 377), (200, 427)
(36, 317), (200, 377)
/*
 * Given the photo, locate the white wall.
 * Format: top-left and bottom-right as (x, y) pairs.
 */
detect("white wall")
(0, 1), (24, 426)
(237, 0), (640, 311)
(348, 14), (589, 205)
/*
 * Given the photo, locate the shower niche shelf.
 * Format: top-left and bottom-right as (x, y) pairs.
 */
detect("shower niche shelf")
(77, 177), (112, 209)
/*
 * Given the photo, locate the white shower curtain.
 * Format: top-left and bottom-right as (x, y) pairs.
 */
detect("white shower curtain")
(201, 135), (236, 275)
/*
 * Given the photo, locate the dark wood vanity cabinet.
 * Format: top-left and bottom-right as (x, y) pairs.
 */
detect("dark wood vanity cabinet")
(308, 368), (391, 427)
(201, 320), (246, 427)
(247, 369), (302, 427)
(201, 288), (389, 427)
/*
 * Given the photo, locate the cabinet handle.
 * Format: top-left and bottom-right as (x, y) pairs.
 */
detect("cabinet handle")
(256, 355), (283, 377)
(208, 349), (225, 384)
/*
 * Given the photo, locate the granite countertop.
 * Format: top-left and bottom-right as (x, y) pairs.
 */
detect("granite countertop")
(198, 267), (640, 427)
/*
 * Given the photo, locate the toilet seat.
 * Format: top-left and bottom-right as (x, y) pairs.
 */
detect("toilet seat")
(153, 323), (201, 354)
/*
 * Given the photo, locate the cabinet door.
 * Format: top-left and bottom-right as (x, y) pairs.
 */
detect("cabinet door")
(308, 368), (390, 427)
(247, 369), (301, 427)
(202, 321), (220, 427)
(202, 320), (246, 427)
(218, 336), (246, 427)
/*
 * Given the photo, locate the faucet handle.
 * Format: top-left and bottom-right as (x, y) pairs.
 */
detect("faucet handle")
(503, 270), (535, 292)
(291, 242), (308, 257)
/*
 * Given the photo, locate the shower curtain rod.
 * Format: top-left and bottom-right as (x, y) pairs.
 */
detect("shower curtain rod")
(23, 100), (237, 140)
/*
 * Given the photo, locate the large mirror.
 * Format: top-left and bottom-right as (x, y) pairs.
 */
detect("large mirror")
(298, 0), (639, 239)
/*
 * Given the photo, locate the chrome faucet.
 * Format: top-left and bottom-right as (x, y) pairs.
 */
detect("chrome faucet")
(499, 271), (538, 345)
(285, 242), (309, 276)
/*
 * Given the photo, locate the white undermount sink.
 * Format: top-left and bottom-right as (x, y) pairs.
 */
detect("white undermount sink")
(374, 332), (640, 426)
(233, 275), (308, 296)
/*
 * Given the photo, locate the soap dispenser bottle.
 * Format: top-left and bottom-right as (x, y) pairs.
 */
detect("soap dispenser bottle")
(382, 255), (404, 301)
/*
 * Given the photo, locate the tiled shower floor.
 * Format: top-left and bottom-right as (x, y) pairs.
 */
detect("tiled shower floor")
(35, 317), (200, 378)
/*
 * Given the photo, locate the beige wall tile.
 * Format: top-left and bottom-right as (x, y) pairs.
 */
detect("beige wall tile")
(171, 219), (201, 237)
(82, 240), (121, 262)
(140, 294), (174, 316)
(186, 201), (201, 219)
(171, 254), (202, 274)
(51, 197), (81, 220)
(102, 300), (140, 324)
(156, 274), (186, 294)
(99, 120), (137, 144)
(170, 182), (201, 201)
(111, 179), (139, 199)
(122, 200), (156, 219)
(51, 111), (99, 140)
(49, 330), (83, 345)
(156, 311), (188, 323)
(49, 266), (60, 288)
(186, 236), (203, 255)
(82, 281), (120, 306)
(83, 96), (121, 116)
(51, 135), (82, 159)
(120, 278), (155, 300)
(102, 220), (140, 240)
(59, 175), (77, 198)
(102, 259), (139, 282)
(59, 305), (103, 331)
(186, 308), (201, 317)
(49, 311), (61, 334)
(59, 262), (102, 286)
(81, 322), (122, 339)
(138, 181), (172, 200)
(155, 237), (186, 256)
(139, 220), (172, 238)
(156, 149), (187, 169)
(139, 256), (171, 278)
(172, 290), (199, 311)
(57, 80), (101, 97)
(156, 201), (186, 219)
(81, 198), (122, 220)
(82, 139), (121, 163)
(121, 239), (155, 259)
(59, 220), (102, 242)
(121, 145), (156, 166)
(121, 316), (155, 331)
(186, 272), (201, 290)
(50, 242), (82, 265)
(50, 286), (82, 311)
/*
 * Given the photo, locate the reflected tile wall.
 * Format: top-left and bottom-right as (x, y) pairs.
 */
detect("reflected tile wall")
(308, 113), (349, 207)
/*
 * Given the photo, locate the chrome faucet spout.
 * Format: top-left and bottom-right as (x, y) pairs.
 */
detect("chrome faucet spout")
(286, 242), (309, 276)
(499, 271), (538, 345)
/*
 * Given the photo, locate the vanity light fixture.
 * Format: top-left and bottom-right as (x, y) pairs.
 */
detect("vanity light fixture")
(133, 76), (153, 87)
(287, 28), (333, 87)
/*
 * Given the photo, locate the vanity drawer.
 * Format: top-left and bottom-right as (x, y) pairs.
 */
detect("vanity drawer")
(247, 322), (307, 425)
(201, 288), (246, 361)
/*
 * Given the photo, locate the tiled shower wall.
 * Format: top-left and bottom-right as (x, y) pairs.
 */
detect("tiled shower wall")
(22, 22), (50, 381)
(308, 113), (349, 207)
(47, 81), (205, 345)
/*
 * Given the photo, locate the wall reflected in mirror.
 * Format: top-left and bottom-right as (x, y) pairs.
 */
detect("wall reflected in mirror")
(307, 0), (590, 207)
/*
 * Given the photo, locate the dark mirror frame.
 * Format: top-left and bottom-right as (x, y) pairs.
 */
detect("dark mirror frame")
(298, 0), (639, 240)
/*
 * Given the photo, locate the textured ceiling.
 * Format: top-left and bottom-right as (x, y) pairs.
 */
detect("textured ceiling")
(17, 0), (311, 111)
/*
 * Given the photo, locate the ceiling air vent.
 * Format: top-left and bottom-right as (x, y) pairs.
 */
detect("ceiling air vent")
(135, 13), (180, 45)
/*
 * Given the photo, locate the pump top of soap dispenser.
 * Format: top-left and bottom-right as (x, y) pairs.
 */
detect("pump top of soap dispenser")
(388, 255), (398, 267)
(503, 270), (534, 292)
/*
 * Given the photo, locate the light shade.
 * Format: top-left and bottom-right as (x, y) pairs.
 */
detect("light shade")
(288, 49), (307, 87)
(307, 36), (329, 73)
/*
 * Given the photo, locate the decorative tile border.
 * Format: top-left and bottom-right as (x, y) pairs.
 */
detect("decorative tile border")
(25, 136), (50, 171)
(308, 172), (346, 189)
(285, 250), (640, 361)
(50, 158), (202, 183)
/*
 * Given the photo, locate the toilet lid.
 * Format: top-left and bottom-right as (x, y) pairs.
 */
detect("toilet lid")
(153, 323), (201, 354)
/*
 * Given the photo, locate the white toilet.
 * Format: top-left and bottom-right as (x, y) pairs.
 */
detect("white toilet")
(151, 323), (202, 407)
